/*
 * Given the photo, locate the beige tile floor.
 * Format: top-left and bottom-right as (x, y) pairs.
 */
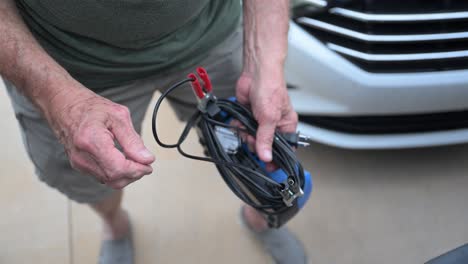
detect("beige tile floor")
(1, 78), (468, 264)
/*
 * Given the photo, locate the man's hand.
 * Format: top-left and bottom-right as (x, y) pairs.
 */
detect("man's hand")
(49, 88), (155, 189)
(239, 0), (297, 162)
(236, 67), (298, 162)
(0, 1), (154, 189)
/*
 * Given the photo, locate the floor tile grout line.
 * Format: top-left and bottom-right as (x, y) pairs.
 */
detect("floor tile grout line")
(68, 199), (74, 264)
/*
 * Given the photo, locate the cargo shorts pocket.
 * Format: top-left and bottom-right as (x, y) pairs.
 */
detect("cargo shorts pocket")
(15, 113), (65, 189)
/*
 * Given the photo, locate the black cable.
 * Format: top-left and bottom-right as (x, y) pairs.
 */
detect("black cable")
(152, 79), (305, 216)
(152, 78), (194, 148)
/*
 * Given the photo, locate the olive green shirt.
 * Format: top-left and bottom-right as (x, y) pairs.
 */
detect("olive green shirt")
(16, 0), (241, 90)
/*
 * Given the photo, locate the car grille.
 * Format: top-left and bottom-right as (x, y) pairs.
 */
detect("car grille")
(299, 110), (468, 134)
(294, 0), (468, 73)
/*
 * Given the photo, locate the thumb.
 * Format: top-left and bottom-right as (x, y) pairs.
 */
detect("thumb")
(255, 121), (276, 163)
(111, 110), (155, 164)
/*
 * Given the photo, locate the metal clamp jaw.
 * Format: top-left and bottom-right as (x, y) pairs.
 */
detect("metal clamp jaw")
(197, 93), (217, 113)
(279, 177), (305, 207)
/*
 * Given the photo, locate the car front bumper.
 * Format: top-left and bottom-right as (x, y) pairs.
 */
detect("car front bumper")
(286, 21), (468, 149)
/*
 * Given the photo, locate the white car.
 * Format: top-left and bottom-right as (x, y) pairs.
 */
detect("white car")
(286, 0), (468, 149)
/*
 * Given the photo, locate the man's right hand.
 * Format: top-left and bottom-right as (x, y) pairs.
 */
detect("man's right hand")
(49, 88), (155, 189)
(0, 0), (154, 189)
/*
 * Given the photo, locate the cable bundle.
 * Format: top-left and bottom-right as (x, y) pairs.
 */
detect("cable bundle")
(152, 68), (310, 228)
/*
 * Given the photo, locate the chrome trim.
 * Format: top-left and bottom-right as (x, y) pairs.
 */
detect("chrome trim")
(330, 7), (468, 22)
(297, 17), (468, 42)
(327, 43), (468, 62)
(304, 0), (328, 8)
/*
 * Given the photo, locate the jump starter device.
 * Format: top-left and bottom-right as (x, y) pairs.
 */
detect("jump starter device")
(152, 67), (312, 228)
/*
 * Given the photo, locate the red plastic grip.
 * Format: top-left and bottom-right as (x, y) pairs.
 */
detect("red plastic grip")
(188, 73), (204, 99)
(196, 67), (212, 93)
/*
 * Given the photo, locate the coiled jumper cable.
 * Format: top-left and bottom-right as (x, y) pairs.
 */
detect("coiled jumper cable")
(152, 67), (312, 228)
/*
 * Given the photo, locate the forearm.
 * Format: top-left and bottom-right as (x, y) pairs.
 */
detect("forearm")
(242, 0), (290, 74)
(237, 1), (295, 162)
(0, 0), (87, 121)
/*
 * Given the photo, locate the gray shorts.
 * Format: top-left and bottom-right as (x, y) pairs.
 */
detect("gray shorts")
(4, 27), (242, 204)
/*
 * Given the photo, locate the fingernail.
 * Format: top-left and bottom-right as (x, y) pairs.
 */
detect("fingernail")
(139, 149), (154, 159)
(145, 166), (153, 174)
(263, 149), (272, 162)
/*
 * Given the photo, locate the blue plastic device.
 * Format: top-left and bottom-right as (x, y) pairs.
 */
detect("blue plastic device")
(241, 143), (313, 227)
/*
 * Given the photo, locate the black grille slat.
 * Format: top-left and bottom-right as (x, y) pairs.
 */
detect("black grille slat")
(312, 14), (468, 35)
(295, 1), (468, 73)
(348, 0), (468, 14)
(346, 57), (468, 73)
(299, 110), (468, 134)
(306, 29), (468, 54)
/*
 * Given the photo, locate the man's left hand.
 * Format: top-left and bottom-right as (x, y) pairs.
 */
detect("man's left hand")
(236, 65), (298, 163)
